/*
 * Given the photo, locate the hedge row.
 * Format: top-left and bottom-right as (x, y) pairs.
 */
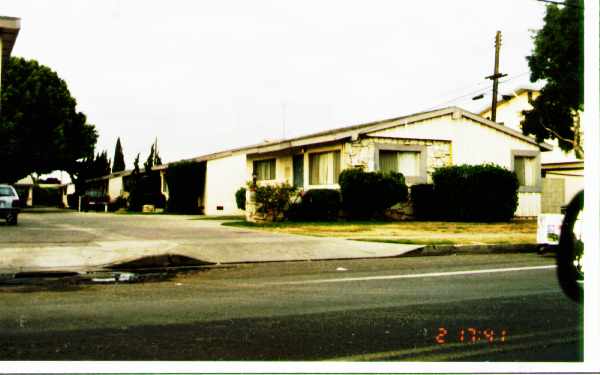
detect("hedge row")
(339, 168), (408, 219)
(289, 189), (342, 221)
(412, 164), (519, 222)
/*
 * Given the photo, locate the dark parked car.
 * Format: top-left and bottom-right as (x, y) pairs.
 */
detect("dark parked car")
(0, 184), (20, 225)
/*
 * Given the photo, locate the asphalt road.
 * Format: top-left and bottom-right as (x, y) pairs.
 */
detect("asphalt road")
(0, 253), (582, 361)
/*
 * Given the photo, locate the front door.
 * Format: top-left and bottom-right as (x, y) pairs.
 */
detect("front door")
(293, 154), (304, 188)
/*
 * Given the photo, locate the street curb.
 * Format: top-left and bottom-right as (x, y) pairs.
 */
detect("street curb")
(0, 244), (541, 284)
(403, 243), (539, 257)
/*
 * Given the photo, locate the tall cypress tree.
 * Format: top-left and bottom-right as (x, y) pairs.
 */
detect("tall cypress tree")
(112, 137), (126, 173)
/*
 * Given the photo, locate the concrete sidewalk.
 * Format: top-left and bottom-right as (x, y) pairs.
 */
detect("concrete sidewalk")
(0, 211), (423, 273)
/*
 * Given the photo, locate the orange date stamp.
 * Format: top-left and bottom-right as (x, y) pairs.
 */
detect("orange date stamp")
(435, 327), (508, 344)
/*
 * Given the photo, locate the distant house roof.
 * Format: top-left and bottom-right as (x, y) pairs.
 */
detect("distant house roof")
(85, 169), (133, 183)
(478, 87), (540, 117)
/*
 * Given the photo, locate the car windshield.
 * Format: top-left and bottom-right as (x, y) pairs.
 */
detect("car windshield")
(0, 186), (15, 197)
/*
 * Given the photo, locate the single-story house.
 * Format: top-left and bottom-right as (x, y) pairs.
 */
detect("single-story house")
(160, 106), (551, 217)
(85, 105), (552, 217)
(479, 88), (584, 213)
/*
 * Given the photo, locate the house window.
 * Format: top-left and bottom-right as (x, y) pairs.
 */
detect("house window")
(253, 158), (276, 181)
(309, 151), (341, 185)
(379, 150), (421, 177)
(514, 155), (536, 187)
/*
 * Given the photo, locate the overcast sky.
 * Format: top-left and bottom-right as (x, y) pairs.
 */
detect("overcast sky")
(1, 0), (547, 170)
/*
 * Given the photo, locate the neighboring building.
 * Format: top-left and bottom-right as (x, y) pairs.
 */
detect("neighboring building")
(0, 16), (20, 112)
(14, 175), (70, 207)
(479, 88), (584, 213)
(156, 106), (550, 217)
(84, 170), (132, 201)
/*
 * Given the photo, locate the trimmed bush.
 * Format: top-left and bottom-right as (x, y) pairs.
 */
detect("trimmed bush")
(253, 182), (296, 221)
(339, 168), (408, 219)
(235, 187), (246, 210)
(432, 164), (519, 222)
(410, 184), (436, 220)
(291, 189), (341, 221)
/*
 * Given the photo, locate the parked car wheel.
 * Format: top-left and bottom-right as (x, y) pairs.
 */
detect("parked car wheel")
(6, 213), (18, 225)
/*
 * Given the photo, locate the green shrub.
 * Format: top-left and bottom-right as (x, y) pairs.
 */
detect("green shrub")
(432, 164), (519, 222)
(165, 161), (206, 214)
(254, 182), (296, 221)
(290, 189), (341, 221)
(339, 168), (408, 219)
(235, 187), (246, 210)
(410, 184), (436, 220)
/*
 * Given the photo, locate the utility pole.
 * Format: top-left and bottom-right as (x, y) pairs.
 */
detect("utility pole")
(485, 31), (507, 122)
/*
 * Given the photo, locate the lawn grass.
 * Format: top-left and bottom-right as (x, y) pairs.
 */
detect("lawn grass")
(222, 219), (537, 245)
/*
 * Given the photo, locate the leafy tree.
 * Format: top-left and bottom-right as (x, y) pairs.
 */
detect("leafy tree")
(133, 153), (140, 175)
(144, 140), (162, 173)
(522, 0), (584, 158)
(94, 151), (111, 177)
(112, 137), (126, 173)
(69, 151), (111, 193)
(0, 57), (98, 183)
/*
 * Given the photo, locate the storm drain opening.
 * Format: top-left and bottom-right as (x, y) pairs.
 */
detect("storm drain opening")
(14, 271), (80, 279)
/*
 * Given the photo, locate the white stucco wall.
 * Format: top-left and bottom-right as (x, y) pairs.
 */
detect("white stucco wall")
(205, 153), (247, 215)
(516, 192), (541, 217)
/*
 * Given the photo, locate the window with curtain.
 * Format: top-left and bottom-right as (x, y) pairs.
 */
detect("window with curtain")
(379, 150), (420, 177)
(309, 151), (341, 185)
(253, 159), (276, 180)
(514, 156), (535, 187)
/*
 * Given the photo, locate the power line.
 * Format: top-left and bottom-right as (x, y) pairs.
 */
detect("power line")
(424, 71), (531, 110)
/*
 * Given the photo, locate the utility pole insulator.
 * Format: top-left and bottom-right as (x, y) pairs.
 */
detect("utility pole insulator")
(485, 31), (507, 122)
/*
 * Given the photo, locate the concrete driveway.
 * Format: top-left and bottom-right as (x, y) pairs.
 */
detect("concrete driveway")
(0, 209), (422, 272)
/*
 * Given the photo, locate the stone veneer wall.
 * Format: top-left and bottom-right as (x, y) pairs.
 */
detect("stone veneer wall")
(344, 137), (452, 183)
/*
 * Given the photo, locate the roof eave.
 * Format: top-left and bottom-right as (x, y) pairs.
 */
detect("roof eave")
(0, 16), (21, 78)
